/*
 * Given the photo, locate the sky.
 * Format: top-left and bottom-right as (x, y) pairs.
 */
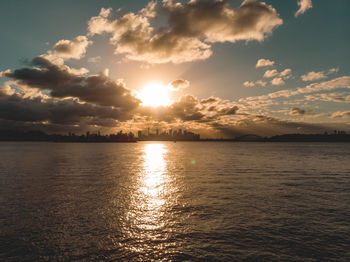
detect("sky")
(0, 0), (349, 138)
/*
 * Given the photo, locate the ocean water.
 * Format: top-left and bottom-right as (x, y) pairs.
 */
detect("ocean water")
(0, 142), (349, 261)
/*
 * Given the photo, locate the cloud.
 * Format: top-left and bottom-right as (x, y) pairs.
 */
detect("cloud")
(295, 0), (312, 17)
(138, 95), (204, 122)
(4, 57), (140, 110)
(280, 68), (292, 78)
(301, 68), (339, 82)
(87, 0), (282, 64)
(264, 69), (278, 78)
(328, 68), (339, 74)
(271, 77), (285, 86)
(137, 94), (241, 124)
(301, 71), (326, 82)
(0, 85), (131, 126)
(243, 81), (255, 87)
(256, 58), (274, 68)
(264, 68), (292, 79)
(206, 114), (344, 138)
(256, 80), (267, 87)
(53, 36), (92, 60)
(0, 69), (11, 77)
(170, 79), (190, 89)
(0, 81), (16, 96)
(88, 56), (101, 63)
(305, 93), (350, 103)
(241, 76), (350, 103)
(2, 74), (349, 136)
(200, 97), (219, 105)
(243, 80), (267, 87)
(169, 95), (205, 121)
(331, 111), (350, 118)
(289, 107), (306, 116)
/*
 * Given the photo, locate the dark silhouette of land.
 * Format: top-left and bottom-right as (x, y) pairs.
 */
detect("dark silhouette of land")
(202, 131), (350, 142)
(0, 129), (349, 142)
(0, 130), (137, 143)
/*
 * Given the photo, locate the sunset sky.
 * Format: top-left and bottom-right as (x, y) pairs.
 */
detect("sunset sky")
(1, 0), (349, 137)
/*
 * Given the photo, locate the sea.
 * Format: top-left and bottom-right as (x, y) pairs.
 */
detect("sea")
(0, 142), (349, 261)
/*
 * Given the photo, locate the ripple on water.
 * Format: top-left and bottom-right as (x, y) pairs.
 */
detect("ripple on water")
(0, 142), (349, 261)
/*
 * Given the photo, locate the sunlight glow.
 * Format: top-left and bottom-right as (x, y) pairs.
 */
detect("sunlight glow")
(138, 82), (171, 107)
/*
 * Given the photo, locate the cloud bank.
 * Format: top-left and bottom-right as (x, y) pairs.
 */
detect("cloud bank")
(4, 57), (140, 110)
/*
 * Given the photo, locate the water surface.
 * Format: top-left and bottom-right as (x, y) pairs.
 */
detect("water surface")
(1, 142), (349, 261)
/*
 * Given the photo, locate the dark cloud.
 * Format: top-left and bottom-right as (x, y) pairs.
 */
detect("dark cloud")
(170, 79), (190, 89)
(218, 106), (239, 116)
(200, 97), (219, 104)
(166, 0), (282, 42)
(290, 107), (306, 116)
(0, 85), (131, 130)
(289, 107), (306, 116)
(5, 57), (140, 110)
(170, 95), (204, 121)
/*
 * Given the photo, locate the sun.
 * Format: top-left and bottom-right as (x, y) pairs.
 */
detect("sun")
(138, 82), (171, 107)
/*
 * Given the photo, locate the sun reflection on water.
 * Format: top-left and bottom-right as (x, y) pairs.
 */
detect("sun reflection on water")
(124, 143), (175, 253)
(138, 143), (169, 230)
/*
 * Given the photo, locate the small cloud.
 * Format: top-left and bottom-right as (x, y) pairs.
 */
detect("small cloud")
(88, 56), (101, 63)
(53, 35), (92, 60)
(301, 68), (339, 82)
(243, 81), (255, 87)
(295, 0), (312, 17)
(289, 107), (306, 116)
(256, 80), (267, 87)
(170, 79), (190, 89)
(67, 67), (89, 75)
(244, 80), (267, 87)
(328, 68), (339, 75)
(280, 68), (292, 77)
(256, 59), (275, 68)
(264, 69), (278, 78)
(264, 68), (292, 79)
(301, 71), (326, 82)
(0, 69), (11, 77)
(271, 77), (285, 86)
